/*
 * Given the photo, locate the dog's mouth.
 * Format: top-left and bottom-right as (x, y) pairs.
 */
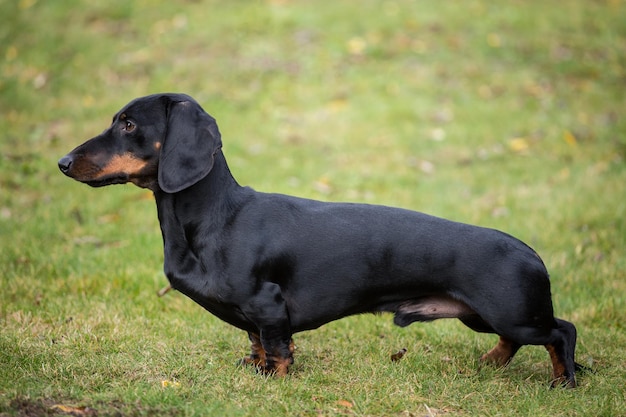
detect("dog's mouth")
(84, 175), (129, 187)
(59, 168), (129, 187)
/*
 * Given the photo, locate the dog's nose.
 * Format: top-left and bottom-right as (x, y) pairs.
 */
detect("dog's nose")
(58, 155), (73, 174)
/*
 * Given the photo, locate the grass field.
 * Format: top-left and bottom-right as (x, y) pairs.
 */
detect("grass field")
(1, 1), (625, 416)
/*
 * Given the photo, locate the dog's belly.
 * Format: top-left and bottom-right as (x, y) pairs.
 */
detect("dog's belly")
(286, 292), (478, 333)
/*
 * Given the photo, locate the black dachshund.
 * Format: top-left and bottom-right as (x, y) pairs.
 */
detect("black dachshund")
(58, 93), (580, 387)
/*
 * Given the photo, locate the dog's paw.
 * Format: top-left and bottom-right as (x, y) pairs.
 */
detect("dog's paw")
(237, 355), (264, 369)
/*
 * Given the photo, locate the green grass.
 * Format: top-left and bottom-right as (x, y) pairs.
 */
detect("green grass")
(1, 0), (625, 415)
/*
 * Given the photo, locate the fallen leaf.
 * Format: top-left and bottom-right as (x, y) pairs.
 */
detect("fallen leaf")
(157, 284), (173, 297)
(508, 137), (529, 153)
(313, 177), (332, 195)
(347, 37), (367, 55)
(563, 130), (578, 147)
(98, 213), (120, 224)
(50, 404), (96, 416)
(487, 33), (502, 48)
(326, 98), (348, 112)
(336, 399), (353, 408)
(391, 348), (408, 361)
(161, 379), (181, 388)
(557, 167), (570, 181)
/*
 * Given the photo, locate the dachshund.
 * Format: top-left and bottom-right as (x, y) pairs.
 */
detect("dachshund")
(58, 93), (581, 387)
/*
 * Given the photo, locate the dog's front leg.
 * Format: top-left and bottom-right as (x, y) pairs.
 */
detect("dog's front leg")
(240, 332), (266, 369)
(259, 327), (295, 377)
(243, 282), (294, 376)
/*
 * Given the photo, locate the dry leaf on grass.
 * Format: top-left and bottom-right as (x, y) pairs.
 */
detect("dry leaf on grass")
(50, 404), (97, 416)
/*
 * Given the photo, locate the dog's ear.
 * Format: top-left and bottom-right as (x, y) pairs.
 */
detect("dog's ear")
(158, 98), (222, 193)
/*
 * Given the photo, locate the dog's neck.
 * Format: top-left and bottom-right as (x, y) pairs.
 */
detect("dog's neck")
(154, 150), (251, 225)
(199, 149), (241, 197)
(153, 150), (253, 297)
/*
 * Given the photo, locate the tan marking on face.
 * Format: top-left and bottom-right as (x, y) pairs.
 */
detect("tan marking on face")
(154, 142), (162, 150)
(95, 153), (148, 178)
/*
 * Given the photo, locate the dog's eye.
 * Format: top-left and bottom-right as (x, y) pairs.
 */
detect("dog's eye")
(123, 120), (135, 132)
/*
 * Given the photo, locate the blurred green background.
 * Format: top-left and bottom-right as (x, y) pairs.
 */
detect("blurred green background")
(1, 1), (625, 416)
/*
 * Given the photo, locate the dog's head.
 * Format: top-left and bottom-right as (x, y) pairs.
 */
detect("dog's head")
(58, 93), (222, 193)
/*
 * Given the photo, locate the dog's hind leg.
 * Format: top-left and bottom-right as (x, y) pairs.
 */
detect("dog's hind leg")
(480, 337), (522, 367)
(545, 318), (578, 388)
(459, 316), (521, 367)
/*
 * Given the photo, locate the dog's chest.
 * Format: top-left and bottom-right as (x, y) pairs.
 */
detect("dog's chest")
(161, 244), (256, 330)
